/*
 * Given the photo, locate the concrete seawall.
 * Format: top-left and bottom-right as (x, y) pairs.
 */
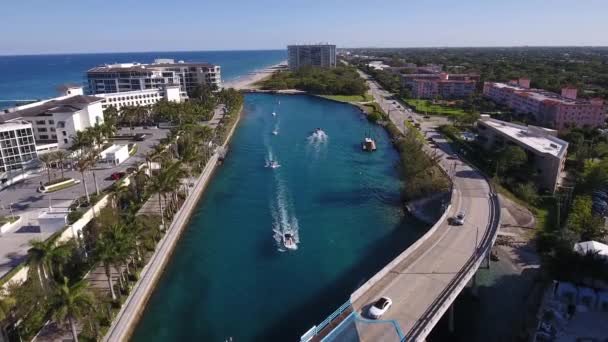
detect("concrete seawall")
(103, 107), (243, 342)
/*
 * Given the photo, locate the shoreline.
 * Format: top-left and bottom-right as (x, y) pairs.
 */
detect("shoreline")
(223, 60), (287, 90)
(103, 105), (243, 342)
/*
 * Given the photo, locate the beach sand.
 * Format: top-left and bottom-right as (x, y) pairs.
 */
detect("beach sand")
(223, 61), (286, 90)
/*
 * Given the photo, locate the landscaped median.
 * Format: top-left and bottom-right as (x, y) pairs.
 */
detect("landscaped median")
(37, 177), (80, 193)
(0, 215), (21, 234)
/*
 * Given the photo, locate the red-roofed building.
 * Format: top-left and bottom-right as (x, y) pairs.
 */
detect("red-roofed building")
(401, 72), (478, 99)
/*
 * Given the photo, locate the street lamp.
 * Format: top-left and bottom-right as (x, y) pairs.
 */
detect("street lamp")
(9, 203), (14, 220)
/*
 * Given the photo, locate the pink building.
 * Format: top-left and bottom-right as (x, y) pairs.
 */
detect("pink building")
(483, 79), (606, 131)
(401, 72), (478, 99)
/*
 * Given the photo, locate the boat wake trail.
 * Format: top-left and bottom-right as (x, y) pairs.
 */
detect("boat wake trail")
(306, 129), (329, 156)
(271, 176), (299, 252)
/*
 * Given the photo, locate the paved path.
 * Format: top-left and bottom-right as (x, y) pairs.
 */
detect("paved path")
(348, 71), (496, 341)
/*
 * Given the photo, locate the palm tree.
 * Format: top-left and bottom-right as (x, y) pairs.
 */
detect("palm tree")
(27, 239), (56, 292)
(75, 153), (94, 203)
(38, 152), (57, 184)
(147, 162), (185, 229)
(71, 131), (93, 154)
(50, 277), (95, 342)
(0, 289), (15, 322)
(94, 238), (119, 301)
(53, 150), (71, 179)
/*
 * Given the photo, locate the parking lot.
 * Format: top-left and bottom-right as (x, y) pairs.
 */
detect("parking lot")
(0, 126), (168, 278)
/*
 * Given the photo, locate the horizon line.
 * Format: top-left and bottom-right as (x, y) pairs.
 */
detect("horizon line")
(2, 45), (608, 57)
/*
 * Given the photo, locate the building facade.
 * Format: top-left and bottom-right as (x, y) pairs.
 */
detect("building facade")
(483, 79), (606, 131)
(87, 59), (221, 96)
(1, 92), (104, 150)
(401, 72), (479, 99)
(0, 121), (38, 172)
(287, 44), (336, 70)
(97, 85), (182, 111)
(477, 116), (568, 192)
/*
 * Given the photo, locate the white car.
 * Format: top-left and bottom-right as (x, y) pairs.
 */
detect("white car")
(452, 212), (466, 226)
(368, 296), (392, 319)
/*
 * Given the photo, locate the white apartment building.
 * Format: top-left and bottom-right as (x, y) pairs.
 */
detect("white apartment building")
(87, 59), (221, 96)
(477, 116), (568, 192)
(0, 89), (104, 150)
(97, 85), (182, 111)
(0, 121), (38, 172)
(287, 44), (337, 70)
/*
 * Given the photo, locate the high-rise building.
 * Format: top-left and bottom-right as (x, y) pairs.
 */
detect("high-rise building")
(287, 44), (336, 70)
(87, 59), (221, 96)
(483, 79), (606, 131)
(0, 121), (38, 172)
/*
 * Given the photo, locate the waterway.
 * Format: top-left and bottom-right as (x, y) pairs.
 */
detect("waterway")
(131, 94), (427, 341)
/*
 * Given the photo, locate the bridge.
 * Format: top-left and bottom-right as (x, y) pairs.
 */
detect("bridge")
(300, 71), (501, 342)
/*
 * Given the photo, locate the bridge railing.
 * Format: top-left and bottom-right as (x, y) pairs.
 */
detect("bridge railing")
(300, 299), (352, 342)
(405, 180), (502, 341)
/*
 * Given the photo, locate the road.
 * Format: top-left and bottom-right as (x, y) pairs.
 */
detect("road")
(350, 71), (495, 341)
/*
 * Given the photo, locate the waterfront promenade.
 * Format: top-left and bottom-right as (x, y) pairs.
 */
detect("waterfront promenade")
(308, 71), (500, 342)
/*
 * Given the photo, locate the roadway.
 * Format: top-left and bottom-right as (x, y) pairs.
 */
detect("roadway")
(349, 71), (496, 341)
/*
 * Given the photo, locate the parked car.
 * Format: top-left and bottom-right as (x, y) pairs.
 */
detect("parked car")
(368, 297), (392, 319)
(451, 212), (466, 226)
(423, 115), (431, 119)
(110, 172), (126, 181)
(134, 133), (146, 141)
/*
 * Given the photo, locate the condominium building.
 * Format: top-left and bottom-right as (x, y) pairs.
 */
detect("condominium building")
(87, 59), (221, 96)
(97, 85), (182, 111)
(483, 79), (606, 131)
(477, 116), (568, 192)
(0, 90), (104, 150)
(401, 72), (479, 99)
(0, 121), (38, 172)
(287, 44), (336, 70)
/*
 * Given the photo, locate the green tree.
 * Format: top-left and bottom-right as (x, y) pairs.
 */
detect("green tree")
(567, 195), (607, 241)
(75, 153), (94, 203)
(52, 150), (71, 179)
(38, 152), (57, 184)
(498, 145), (527, 175)
(0, 288), (15, 321)
(49, 278), (95, 342)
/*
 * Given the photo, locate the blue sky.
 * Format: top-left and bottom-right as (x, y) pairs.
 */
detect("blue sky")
(2, 0), (607, 55)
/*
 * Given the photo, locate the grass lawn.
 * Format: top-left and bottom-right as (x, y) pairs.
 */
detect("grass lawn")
(404, 99), (474, 117)
(320, 94), (373, 103)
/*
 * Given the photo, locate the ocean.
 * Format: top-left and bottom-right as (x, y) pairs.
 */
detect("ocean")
(0, 50), (286, 108)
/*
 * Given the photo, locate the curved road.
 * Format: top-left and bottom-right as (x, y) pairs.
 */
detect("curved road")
(348, 72), (495, 341)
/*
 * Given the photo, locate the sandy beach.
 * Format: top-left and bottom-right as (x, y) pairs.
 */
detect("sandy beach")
(223, 60), (287, 90)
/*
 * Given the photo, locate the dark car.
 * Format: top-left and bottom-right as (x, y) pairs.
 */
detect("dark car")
(134, 133), (146, 141)
(110, 172), (126, 181)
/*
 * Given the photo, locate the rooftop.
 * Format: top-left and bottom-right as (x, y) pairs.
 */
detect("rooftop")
(87, 60), (217, 73)
(480, 117), (568, 158)
(0, 95), (103, 123)
(488, 82), (602, 106)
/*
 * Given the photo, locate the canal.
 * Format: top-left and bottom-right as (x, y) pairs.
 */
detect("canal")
(131, 93), (428, 341)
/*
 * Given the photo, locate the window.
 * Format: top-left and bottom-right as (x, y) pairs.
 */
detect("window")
(62, 131), (67, 136)
(63, 139), (68, 144)
(51, 135), (57, 140)
(48, 120), (54, 125)
(38, 128), (47, 132)
(39, 135), (49, 140)
(35, 120), (46, 125)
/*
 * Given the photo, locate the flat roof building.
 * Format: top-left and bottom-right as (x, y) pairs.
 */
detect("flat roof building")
(0, 121), (38, 173)
(87, 58), (221, 96)
(477, 116), (568, 192)
(401, 71), (479, 99)
(287, 44), (336, 70)
(1, 90), (104, 150)
(483, 79), (606, 131)
(97, 85), (182, 111)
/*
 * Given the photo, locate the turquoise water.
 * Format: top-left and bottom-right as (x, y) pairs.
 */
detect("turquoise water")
(131, 94), (427, 341)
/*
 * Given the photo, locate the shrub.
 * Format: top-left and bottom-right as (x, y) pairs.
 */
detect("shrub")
(513, 182), (539, 205)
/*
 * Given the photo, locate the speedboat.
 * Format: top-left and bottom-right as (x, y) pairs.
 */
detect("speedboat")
(282, 232), (297, 250)
(272, 112), (276, 116)
(266, 160), (280, 168)
(272, 130), (279, 135)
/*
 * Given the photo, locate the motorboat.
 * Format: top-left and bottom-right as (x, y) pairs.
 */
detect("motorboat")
(272, 111), (276, 116)
(362, 137), (377, 152)
(282, 232), (297, 250)
(266, 160), (281, 169)
(272, 130), (279, 135)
